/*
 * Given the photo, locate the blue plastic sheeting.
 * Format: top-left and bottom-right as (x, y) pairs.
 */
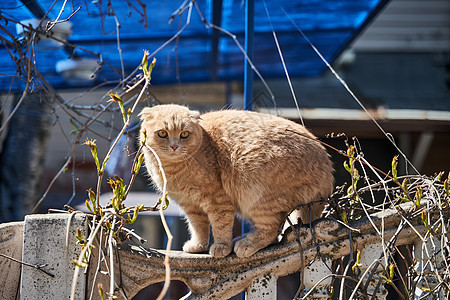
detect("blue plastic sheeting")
(0, 0), (387, 91)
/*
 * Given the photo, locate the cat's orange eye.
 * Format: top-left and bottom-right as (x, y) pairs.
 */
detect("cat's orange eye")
(180, 131), (190, 139)
(157, 130), (168, 138)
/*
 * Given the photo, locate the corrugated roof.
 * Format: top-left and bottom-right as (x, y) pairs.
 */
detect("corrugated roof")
(352, 0), (450, 51)
(0, 0), (388, 91)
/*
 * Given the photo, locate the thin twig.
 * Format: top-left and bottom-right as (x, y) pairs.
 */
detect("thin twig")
(46, 5), (81, 31)
(88, 222), (104, 300)
(144, 144), (173, 300)
(108, 217), (117, 299)
(263, 0), (303, 125)
(348, 259), (381, 300)
(0, 253), (54, 277)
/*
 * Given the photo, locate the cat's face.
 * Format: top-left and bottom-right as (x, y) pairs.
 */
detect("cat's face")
(139, 105), (202, 162)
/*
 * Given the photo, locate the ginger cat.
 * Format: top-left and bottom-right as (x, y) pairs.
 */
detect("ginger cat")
(139, 104), (333, 258)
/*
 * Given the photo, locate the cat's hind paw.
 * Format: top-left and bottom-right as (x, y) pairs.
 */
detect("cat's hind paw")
(209, 242), (232, 258)
(234, 239), (260, 257)
(183, 240), (208, 253)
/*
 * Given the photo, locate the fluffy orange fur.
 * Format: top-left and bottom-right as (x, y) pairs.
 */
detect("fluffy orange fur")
(140, 104), (334, 257)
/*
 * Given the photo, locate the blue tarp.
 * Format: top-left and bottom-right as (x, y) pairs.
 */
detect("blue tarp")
(0, 0), (387, 91)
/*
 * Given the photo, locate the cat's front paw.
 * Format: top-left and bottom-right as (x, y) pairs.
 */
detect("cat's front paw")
(183, 240), (208, 253)
(209, 243), (232, 258)
(234, 239), (260, 257)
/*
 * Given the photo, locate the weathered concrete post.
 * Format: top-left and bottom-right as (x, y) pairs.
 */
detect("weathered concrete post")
(246, 274), (277, 299)
(413, 236), (445, 299)
(302, 257), (332, 299)
(359, 243), (387, 299)
(20, 213), (88, 300)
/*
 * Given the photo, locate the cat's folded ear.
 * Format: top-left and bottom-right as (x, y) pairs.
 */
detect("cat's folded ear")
(139, 107), (153, 121)
(190, 110), (201, 121)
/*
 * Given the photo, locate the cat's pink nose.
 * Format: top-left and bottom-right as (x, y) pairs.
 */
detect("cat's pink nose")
(170, 144), (179, 151)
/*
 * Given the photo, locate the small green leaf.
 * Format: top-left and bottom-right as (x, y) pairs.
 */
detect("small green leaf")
(401, 178), (408, 193)
(141, 51), (156, 79)
(85, 189), (98, 214)
(444, 179), (449, 197)
(133, 153), (145, 175)
(435, 222), (442, 235)
(108, 93), (127, 123)
(98, 283), (105, 300)
(100, 156), (109, 174)
(69, 118), (79, 135)
(342, 210), (348, 224)
(84, 138), (100, 172)
(347, 185), (354, 195)
(347, 145), (355, 158)
(415, 186), (423, 208)
(141, 50), (149, 76)
(380, 274), (392, 284)
(391, 155), (398, 181)
(119, 207), (130, 215)
(398, 195), (409, 203)
(69, 129), (80, 135)
(389, 263), (395, 281)
(141, 129), (147, 145)
(75, 227), (85, 246)
(148, 57), (156, 77)
(343, 161), (351, 173)
(352, 249), (363, 274)
(108, 92), (122, 103)
(127, 205), (142, 224)
(158, 193), (170, 210)
(72, 259), (88, 268)
(108, 176), (127, 212)
(422, 210), (433, 236)
(85, 200), (95, 214)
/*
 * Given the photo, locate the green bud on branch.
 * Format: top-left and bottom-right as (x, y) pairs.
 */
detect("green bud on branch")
(391, 155), (398, 182)
(85, 200), (95, 214)
(401, 178), (408, 193)
(84, 138), (100, 172)
(444, 178), (449, 198)
(98, 283), (105, 300)
(127, 205), (144, 224)
(158, 193), (170, 210)
(108, 93), (127, 124)
(422, 210), (433, 236)
(415, 185), (423, 208)
(75, 227), (85, 247)
(108, 176), (127, 212)
(380, 263), (395, 284)
(141, 129), (147, 145)
(352, 249), (363, 274)
(141, 50), (157, 79)
(133, 153), (145, 175)
(72, 259), (89, 268)
(341, 210), (348, 224)
(69, 118), (80, 135)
